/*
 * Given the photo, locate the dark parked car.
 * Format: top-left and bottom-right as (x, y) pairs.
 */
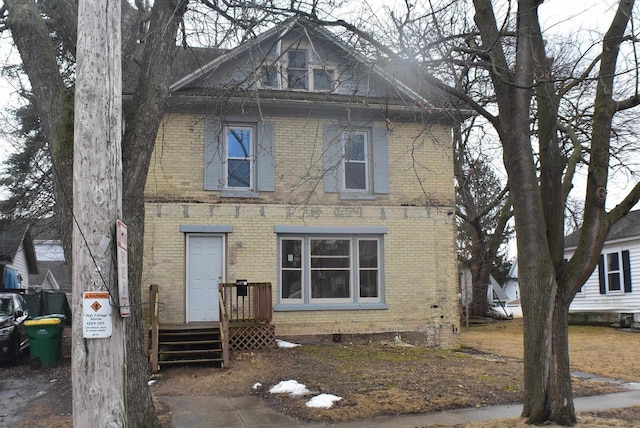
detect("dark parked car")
(0, 292), (29, 364)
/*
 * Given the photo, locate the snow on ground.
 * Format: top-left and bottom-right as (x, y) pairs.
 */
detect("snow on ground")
(269, 380), (309, 396)
(305, 393), (342, 408)
(252, 382), (262, 390)
(276, 339), (301, 348)
(269, 380), (342, 409)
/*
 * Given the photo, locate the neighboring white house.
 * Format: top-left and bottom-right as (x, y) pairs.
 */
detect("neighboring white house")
(0, 222), (38, 289)
(564, 210), (640, 327)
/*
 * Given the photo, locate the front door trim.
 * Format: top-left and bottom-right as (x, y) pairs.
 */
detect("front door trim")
(185, 233), (226, 322)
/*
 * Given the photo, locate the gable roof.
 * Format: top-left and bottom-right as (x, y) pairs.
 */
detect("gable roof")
(167, 19), (465, 114)
(565, 209), (640, 248)
(0, 220), (38, 273)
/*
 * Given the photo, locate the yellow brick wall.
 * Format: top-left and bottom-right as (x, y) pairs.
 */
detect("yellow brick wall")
(145, 114), (454, 207)
(143, 113), (460, 349)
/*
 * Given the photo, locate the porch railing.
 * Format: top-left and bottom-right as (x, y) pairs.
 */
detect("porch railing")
(219, 282), (272, 323)
(218, 287), (230, 367)
(149, 284), (160, 373)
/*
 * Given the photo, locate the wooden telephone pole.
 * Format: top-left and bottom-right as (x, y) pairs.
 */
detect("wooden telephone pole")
(71, 0), (127, 425)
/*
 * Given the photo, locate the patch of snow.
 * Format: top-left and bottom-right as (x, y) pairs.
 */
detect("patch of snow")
(148, 380), (157, 386)
(305, 394), (342, 408)
(269, 380), (309, 396)
(252, 382), (262, 390)
(276, 339), (300, 348)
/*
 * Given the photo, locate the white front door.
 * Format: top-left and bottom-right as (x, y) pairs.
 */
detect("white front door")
(186, 235), (223, 322)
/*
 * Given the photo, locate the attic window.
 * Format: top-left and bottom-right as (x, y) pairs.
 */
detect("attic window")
(261, 65), (280, 88)
(313, 68), (333, 91)
(287, 50), (308, 89)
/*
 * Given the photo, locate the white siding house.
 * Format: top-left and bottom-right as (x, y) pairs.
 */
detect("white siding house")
(564, 210), (640, 327)
(0, 222), (39, 290)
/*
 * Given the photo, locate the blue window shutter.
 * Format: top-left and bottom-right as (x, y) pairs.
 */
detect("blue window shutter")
(372, 126), (389, 194)
(622, 250), (632, 293)
(323, 123), (342, 193)
(598, 254), (606, 294)
(204, 119), (223, 190)
(256, 121), (275, 191)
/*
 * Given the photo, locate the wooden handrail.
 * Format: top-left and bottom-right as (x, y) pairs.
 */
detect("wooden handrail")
(219, 282), (272, 323)
(218, 285), (230, 368)
(149, 284), (160, 373)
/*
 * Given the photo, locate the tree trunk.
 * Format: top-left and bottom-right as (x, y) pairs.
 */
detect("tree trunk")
(520, 269), (575, 425)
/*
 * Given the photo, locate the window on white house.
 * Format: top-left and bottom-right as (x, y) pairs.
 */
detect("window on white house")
(278, 235), (382, 307)
(287, 50), (308, 89)
(225, 125), (253, 189)
(607, 253), (621, 292)
(598, 250), (632, 294)
(342, 131), (368, 191)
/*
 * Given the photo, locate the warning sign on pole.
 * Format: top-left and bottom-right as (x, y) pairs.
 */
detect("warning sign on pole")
(83, 292), (112, 338)
(116, 220), (130, 317)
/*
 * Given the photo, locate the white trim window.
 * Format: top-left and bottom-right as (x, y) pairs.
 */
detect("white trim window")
(286, 49), (335, 91)
(342, 131), (369, 192)
(224, 125), (254, 190)
(278, 234), (383, 308)
(598, 249), (632, 294)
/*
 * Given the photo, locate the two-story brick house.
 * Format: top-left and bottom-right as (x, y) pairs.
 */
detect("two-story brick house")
(142, 20), (464, 351)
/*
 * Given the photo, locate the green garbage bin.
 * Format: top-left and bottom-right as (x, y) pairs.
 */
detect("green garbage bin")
(25, 318), (63, 368)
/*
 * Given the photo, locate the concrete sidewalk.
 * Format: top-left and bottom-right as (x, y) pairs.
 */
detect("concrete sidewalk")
(160, 387), (640, 428)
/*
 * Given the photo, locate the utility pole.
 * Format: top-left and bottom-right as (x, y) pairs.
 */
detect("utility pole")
(71, 0), (127, 426)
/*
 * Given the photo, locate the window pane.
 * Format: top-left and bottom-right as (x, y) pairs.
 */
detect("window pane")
(345, 163), (366, 190)
(607, 253), (620, 272)
(288, 50), (307, 68)
(359, 240), (378, 268)
(282, 271), (302, 299)
(345, 134), (365, 161)
(608, 272), (621, 291)
(313, 69), (332, 91)
(282, 240), (301, 268)
(311, 270), (350, 298)
(227, 129), (252, 158)
(311, 239), (350, 256)
(227, 159), (251, 187)
(311, 257), (350, 269)
(262, 66), (279, 87)
(288, 69), (307, 89)
(359, 270), (378, 298)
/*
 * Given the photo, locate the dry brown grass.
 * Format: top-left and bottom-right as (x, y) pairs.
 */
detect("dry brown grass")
(461, 319), (640, 382)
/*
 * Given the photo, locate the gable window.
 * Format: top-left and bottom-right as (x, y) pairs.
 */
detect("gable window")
(287, 50), (308, 89)
(276, 228), (386, 310)
(313, 68), (333, 91)
(225, 125), (253, 189)
(261, 65), (280, 88)
(323, 124), (389, 199)
(204, 118), (275, 196)
(598, 250), (632, 294)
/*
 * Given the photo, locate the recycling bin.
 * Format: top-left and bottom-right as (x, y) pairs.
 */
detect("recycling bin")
(24, 318), (63, 368)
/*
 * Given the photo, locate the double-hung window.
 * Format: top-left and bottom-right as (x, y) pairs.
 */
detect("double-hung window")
(598, 250), (632, 294)
(277, 230), (385, 309)
(322, 124), (389, 198)
(204, 118), (275, 196)
(343, 131), (368, 191)
(225, 125), (253, 190)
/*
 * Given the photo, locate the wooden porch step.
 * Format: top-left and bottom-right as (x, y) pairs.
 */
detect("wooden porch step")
(153, 322), (225, 369)
(159, 358), (223, 366)
(159, 339), (221, 346)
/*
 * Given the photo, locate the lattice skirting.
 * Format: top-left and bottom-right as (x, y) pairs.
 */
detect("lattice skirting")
(229, 324), (275, 350)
